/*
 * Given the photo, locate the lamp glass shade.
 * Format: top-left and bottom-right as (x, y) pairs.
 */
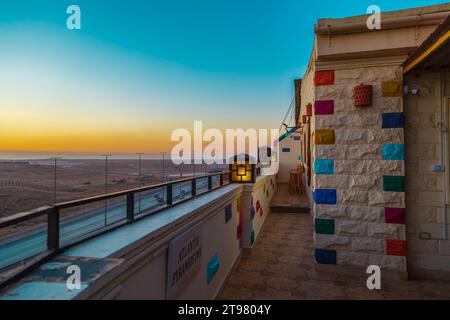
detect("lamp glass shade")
(237, 166), (246, 176)
(230, 161), (254, 183)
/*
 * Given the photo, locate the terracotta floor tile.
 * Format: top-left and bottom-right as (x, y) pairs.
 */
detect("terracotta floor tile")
(217, 212), (450, 300)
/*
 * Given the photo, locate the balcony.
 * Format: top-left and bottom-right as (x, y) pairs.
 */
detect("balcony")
(0, 172), (277, 300)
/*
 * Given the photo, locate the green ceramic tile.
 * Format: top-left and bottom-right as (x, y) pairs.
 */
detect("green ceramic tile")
(315, 218), (335, 235)
(383, 176), (405, 192)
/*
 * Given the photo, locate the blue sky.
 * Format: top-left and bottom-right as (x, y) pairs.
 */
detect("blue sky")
(0, 0), (446, 153)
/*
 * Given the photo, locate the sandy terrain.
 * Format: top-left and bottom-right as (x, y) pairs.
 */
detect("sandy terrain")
(0, 159), (226, 218)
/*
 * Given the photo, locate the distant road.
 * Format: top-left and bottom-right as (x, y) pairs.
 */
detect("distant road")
(0, 177), (214, 271)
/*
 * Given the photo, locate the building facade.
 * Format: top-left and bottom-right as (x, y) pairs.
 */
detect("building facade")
(296, 4), (450, 279)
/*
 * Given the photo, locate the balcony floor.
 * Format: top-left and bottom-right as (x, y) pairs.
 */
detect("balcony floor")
(218, 212), (450, 300)
(271, 183), (309, 206)
(270, 183), (309, 213)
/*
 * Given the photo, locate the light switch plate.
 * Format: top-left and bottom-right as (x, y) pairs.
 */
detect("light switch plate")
(432, 165), (445, 172)
(419, 232), (432, 240)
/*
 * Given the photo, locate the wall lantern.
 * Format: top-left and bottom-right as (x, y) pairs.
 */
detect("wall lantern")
(306, 103), (313, 116)
(354, 84), (372, 107)
(229, 154), (256, 183)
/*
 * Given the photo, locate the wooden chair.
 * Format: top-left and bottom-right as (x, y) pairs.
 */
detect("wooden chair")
(289, 163), (304, 195)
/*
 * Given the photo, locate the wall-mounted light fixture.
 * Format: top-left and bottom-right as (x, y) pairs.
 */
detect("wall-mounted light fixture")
(403, 85), (420, 95)
(229, 154), (256, 183)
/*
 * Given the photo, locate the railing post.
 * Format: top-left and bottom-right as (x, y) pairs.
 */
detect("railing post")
(167, 183), (173, 206)
(47, 207), (60, 251)
(127, 193), (135, 222)
(207, 175), (212, 191)
(192, 178), (197, 197)
(220, 173), (224, 186)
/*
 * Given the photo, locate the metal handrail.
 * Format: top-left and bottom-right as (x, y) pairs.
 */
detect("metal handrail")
(0, 206), (54, 229)
(0, 171), (231, 285)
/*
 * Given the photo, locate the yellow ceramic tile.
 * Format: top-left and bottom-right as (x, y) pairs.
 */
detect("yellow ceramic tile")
(314, 130), (335, 145)
(381, 81), (403, 97)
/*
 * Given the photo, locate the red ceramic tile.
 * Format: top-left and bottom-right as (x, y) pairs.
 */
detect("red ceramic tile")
(314, 70), (334, 86)
(386, 239), (406, 256)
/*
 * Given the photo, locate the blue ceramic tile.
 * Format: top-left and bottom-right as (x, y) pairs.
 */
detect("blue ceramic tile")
(313, 189), (337, 205)
(382, 113), (404, 128)
(382, 144), (404, 160)
(315, 249), (337, 264)
(313, 159), (334, 175)
(207, 253), (220, 284)
(225, 204), (232, 223)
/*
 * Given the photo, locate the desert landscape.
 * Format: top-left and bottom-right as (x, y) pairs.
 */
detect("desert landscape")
(0, 158), (226, 218)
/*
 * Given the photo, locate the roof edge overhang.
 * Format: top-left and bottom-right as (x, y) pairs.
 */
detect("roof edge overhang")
(315, 5), (450, 35)
(403, 15), (450, 74)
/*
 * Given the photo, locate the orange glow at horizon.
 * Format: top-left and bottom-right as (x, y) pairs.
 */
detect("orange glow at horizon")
(0, 130), (174, 154)
(0, 113), (178, 153)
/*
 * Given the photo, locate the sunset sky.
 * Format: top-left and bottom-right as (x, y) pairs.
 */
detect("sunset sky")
(0, 0), (445, 154)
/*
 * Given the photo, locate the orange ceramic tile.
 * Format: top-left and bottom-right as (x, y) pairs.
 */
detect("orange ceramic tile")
(314, 70), (335, 86)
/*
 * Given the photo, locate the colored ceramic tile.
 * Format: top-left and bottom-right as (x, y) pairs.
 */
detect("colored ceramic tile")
(313, 159), (334, 175)
(385, 208), (406, 224)
(313, 189), (337, 205)
(383, 176), (405, 192)
(237, 197), (242, 212)
(250, 206), (256, 220)
(382, 112), (404, 128)
(314, 248), (337, 264)
(314, 130), (335, 145)
(386, 239), (407, 256)
(314, 100), (334, 115)
(314, 70), (335, 86)
(225, 204), (232, 223)
(315, 218), (335, 234)
(382, 144), (404, 160)
(207, 253), (220, 284)
(381, 81), (403, 97)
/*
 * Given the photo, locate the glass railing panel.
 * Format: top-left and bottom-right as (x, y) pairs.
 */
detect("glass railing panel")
(134, 187), (167, 217)
(172, 181), (192, 204)
(195, 177), (208, 195)
(211, 175), (221, 189)
(0, 213), (48, 272)
(59, 195), (127, 247)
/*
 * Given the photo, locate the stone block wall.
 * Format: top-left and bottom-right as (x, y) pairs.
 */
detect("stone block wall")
(311, 66), (408, 274)
(404, 71), (450, 276)
(300, 62), (317, 205)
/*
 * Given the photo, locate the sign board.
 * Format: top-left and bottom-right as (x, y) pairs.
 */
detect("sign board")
(166, 223), (203, 299)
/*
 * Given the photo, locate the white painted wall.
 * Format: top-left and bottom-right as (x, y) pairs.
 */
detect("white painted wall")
(277, 133), (302, 183)
(82, 176), (275, 300)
